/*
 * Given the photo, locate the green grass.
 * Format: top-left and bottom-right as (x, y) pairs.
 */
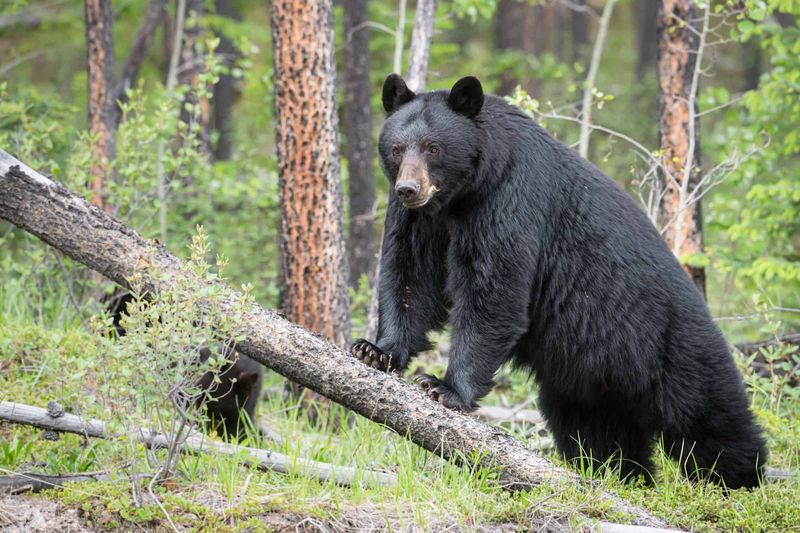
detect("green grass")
(1, 314), (799, 531)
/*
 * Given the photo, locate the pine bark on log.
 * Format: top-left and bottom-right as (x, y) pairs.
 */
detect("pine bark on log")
(271, 0), (350, 349)
(656, 0), (705, 296)
(0, 150), (670, 529)
(343, 0), (377, 288)
(84, 0), (116, 212)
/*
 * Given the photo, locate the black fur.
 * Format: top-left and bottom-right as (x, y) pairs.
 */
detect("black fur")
(105, 290), (263, 441)
(352, 75), (767, 489)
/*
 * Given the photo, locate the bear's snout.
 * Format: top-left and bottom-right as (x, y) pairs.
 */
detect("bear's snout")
(396, 153), (436, 208)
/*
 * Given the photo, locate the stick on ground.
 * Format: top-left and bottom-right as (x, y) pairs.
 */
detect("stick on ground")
(0, 401), (395, 488)
(0, 150), (670, 528)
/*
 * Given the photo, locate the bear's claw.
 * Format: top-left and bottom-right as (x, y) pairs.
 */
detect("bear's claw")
(415, 374), (471, 412)
(350, 339), (393, 372)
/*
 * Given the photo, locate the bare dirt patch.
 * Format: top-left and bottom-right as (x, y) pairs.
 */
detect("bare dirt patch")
(0, 493), (91, 532)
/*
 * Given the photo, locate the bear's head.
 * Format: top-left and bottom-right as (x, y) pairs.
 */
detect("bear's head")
(378, 74), (484, 211)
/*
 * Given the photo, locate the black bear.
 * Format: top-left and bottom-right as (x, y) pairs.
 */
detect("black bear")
(351, 74), (766, 488)
(105, 290), (263, 441)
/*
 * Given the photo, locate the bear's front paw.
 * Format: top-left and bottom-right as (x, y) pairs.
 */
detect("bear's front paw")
(350, 339), (393, 372)
(415, 374), (473, 412)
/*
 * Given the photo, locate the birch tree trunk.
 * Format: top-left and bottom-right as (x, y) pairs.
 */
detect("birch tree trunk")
(656, 0), (705, 297)
(343, 0), (377, 287)
(84, 0), (116, 212)
(271, 0), (350, 349)
(406, 0), (436, 92)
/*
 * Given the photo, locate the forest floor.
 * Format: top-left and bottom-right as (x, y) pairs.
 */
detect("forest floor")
(1, 320), (799, 532)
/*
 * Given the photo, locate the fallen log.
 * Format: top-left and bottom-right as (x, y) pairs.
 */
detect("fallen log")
(0, 150), (671, 528)
(735, 334), (800, 356)
(734, 334), (800, 387)
(0, 401), (396, 488)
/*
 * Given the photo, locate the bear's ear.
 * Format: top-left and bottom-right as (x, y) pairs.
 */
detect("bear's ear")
(382, 74), (416, 114)
(448, 76), (484, 118)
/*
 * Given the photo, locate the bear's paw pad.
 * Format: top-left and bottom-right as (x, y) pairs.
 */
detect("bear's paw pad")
(415, 374), (471, 412)
(350, 339), (393, 372)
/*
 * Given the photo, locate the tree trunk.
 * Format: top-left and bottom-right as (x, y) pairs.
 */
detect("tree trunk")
(0, 150), (671, 529)
(634, 0), (658, 80)
(178, 0), (212, 159)
(554, 2), (566, 62)
(84, 0), (116, 212)
(115, 0), (166, 122)
(343, 0), (377, 287)
(740, 39), (761, 92)
(406, 0), (437, 92)
(271, 0), (350, 349)
(656, 0), (705, 297)
(571, 0), (590, 64)
(494, 0), (545, 96)
(211, 0), (240, 162)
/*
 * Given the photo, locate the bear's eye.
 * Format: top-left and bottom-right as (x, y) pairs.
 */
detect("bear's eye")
(427, 144), (440, 156)
(391, 145), (404, 158)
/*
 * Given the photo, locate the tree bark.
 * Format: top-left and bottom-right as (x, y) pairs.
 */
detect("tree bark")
(740, 39), (761, 92)
(84, 0), (116, 212)
(571, 0), (590, 64)
(656, 0), (705, 297)
(211, 0), (240, 162)
(634, 0), (658, 80)
(406, 0), (436, 92)
(494, 0), (546, 96)
(178, 0), (212, 159)
(343, 0), (377, 288)
(271, 0), (350, 349)
(115, 0), (166, 121)
(0, 150), (670, 528)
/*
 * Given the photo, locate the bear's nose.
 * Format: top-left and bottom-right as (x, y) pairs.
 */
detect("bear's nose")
(395, 181), (420, 201)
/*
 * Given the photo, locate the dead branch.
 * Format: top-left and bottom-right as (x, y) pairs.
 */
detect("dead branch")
(0, 401), (395, 488)
(0, 150), (671, 528)
(0, 472), (117, 494)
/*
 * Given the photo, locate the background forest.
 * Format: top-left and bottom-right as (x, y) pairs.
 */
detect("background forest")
(0, 0), (799, 531)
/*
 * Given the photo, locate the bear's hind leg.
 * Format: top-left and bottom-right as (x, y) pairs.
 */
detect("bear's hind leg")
(540, 391), (656, 483)
(664, 416), (766, 489)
